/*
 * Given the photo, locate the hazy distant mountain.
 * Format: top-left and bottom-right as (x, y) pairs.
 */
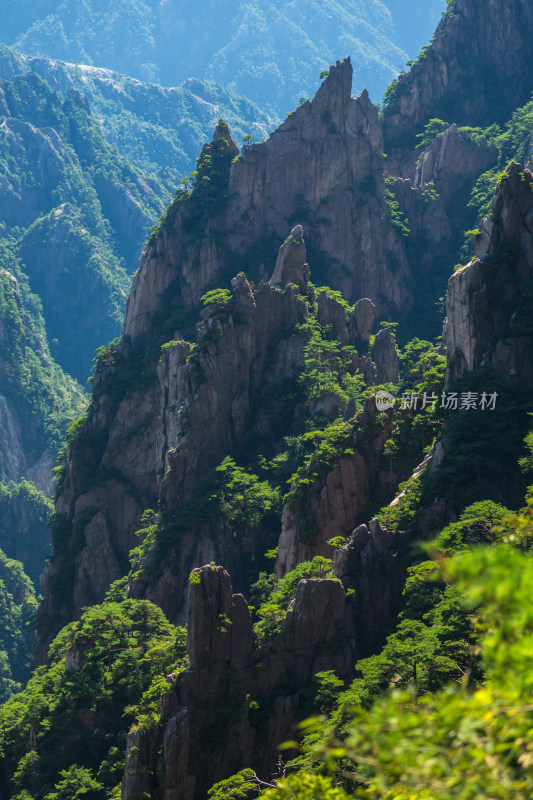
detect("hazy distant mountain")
(2, 0), (446, 113)
(0, 45), (274, 175)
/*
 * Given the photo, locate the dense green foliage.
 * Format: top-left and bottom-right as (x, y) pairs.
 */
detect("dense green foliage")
(0, 549), (37, 703)
(384, 178), (410, 236)
(212, 485), (533, 800)
(1, 1), (445, 114)
(0, 600), (186, 800)
(0, 480), (53, 586)
(148, 120), (238, 246)
(0, 249), (86, 456)
(468, 97), (533, 219)
(292, 542), (533, 800)
(129, 455), (281, 572)
(296, 313), (364, 408)
(435, 500), (512, 554)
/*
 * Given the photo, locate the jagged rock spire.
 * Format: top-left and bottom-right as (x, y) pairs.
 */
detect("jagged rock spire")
(269, 225), (309, 289)
(211, 118), (239, 157)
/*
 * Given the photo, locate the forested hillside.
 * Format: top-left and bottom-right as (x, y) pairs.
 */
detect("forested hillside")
(1, 0), (445, 113)
(0, 45), (274, 176)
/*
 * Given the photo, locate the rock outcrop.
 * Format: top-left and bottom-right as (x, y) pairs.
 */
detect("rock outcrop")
(35, 342), (162, 661)
(372, 328), (400, 384)
(275, 403), (395, 578)
(383, 0), (533, 173)
(446, 163), (533, 385)
(269, 225), (309, 289)
(122, 549), (405, 800)
(414, 124), (498, 208)
(351, 298), (376, 343)
(123, 58), (416, 344)
(38, 55), (427, 656)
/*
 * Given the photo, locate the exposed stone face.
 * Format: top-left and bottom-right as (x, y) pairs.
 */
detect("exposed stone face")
(123, 510), (408, 800)
(383, 0), (533, 173)
(269, 224), (309, 289)
(350, 298), (376, 342)
(333, 518), (408, 650)
(390, 177), (452, 253)
(158, 280), (308, 510)
(414, 124), (498, 207)
(37, 58), (448, 661)
(446, 163), (533, 385)
(123, 58), (415, 344)
(317, 290), (349, 344)
(35, 343), (161, 661)
(72, 511), (122, 609)
(372, 328), (400, 384)
(275, 405), (395, 578)
(123, 564), (358, 800)
(129, 276), (312, 623)
(122, 728), (158, 800)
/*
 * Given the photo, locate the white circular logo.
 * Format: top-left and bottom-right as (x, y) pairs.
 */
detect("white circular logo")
(375, 390), (395, 411)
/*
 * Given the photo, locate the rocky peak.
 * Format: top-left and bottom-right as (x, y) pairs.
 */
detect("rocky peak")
(350, 298), (376, 343)
(211, 119), (239, 155)
(383, 0), (533, 173)
(269, 224), (309, 289)
(187, 565), (255, 671)
(372, 327), (400, 384)
(123, 56), (414, 342)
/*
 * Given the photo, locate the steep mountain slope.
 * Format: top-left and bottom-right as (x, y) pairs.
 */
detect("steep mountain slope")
(0, 247), (85, 490)
(34, 58), (454, 659)
(0, 70), (172, 383)
(1, 0), (445, 113)
(0, 549), (37, 703)
(382, 0), (533, 171)
(0, 44), (274, 176)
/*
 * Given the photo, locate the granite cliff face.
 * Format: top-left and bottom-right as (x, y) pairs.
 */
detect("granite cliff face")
(36, 58), (435, 657)
(27, 4), (533, 792)
(446, 162), (533, 385)
(414, 124), (498, 209)
(275, 403), (395, 579)
(382, 0), (533, 164)
(122, 542), (406, 800)
(39, 221), (403, 651)
(123, 58), (416, 343)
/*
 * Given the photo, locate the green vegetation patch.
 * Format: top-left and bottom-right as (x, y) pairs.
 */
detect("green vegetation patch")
(0, 599), (187, 800)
